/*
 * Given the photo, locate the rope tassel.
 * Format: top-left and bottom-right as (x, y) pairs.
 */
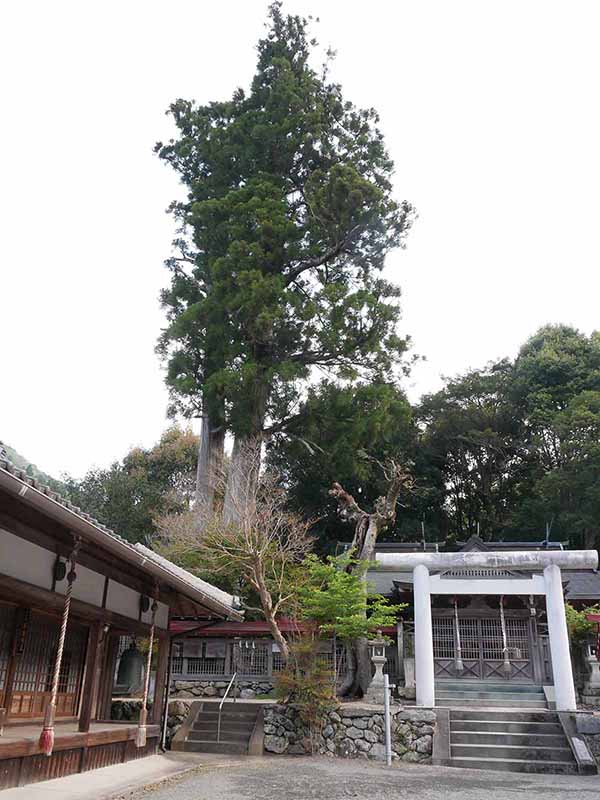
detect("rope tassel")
(39, 541), (80, 756)
(136, 599), (157, 749)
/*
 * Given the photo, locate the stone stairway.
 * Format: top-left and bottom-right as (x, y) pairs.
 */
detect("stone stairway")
(175, 701), (263, 755)
(436, 680), (548, 709)
(448, 708), (579, 774)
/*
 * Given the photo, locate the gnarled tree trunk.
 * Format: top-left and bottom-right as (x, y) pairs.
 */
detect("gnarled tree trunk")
(330, 461), (412, 697)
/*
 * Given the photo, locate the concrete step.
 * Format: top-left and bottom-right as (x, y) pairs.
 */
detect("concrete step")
(440, 699), (548, 709)
(451, 719), (562, 734)
(448, 757), (578, 774)
(200, 702), (259, 712)
(450, 709), (554, 722)
(451, 731), (567, 747)
(187, 729), (250, 743)
(437, 690), (546, 703)
(451, 743), (574, 762)
(183, 739), (249, 755)
(437, 682), (541, 694)
(193, 721), (255, 734)
(198, 710), (258, 722)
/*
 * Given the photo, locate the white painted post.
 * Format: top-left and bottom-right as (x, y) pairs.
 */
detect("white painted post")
(413, 564), (435, 707)
(383, 673), (392, 766)
(544, 564), (577, 711)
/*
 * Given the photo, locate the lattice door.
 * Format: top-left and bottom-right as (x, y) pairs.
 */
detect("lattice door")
(0, 604), (16, 694)
(434, 616), (533, 681)
(10, 613), (87, 718)
(235, 640), (270, 677)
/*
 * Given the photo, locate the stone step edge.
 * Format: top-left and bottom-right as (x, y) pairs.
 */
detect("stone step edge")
(451, 743), (572, 754)
(449, 757), (577, 767)
(451, 729), (564, 737)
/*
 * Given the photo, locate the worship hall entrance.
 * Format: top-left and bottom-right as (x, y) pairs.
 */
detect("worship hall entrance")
(432, 610), (544, 683)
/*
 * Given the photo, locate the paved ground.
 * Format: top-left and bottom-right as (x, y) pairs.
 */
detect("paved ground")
(0, 753), (243, 800)
(125, 756), (600, 800)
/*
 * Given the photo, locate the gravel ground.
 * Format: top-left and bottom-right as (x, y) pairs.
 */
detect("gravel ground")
(125, 756), (600, 800)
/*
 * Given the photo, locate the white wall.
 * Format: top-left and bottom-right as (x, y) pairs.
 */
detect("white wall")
(0, 527), (54, 589)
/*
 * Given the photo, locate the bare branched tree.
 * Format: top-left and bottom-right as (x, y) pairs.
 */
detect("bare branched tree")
(155, 441), (314, 661)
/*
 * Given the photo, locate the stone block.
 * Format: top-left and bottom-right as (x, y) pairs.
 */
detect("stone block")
(341, 706), (375, 718)
(264, 735), (288, 754)
(323, 724), (335, 739)
(415, 735), (432, 754)
(397, 709), (436, 724)
(355, 739), (371, 752)
(576, 714), (600, 735)
(240, 688), (256, 699)
(345, 726), (364, 740)
(363, 729), (378, 743)
(368, 743), (386, 761)
(288, 743), (307, 755)
(402, 751), (421, 763)
(338, 739), (357, 757)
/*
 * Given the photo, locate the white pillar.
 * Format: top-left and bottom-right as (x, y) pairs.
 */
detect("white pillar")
(544, 564), (577, 711)
(413, 563), (435, 707)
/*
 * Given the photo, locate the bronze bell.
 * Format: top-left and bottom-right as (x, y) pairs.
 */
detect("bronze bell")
(116, 641), (144, 693)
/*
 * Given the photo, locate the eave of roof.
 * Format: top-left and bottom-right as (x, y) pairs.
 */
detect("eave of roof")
(0, 456), (243, 622)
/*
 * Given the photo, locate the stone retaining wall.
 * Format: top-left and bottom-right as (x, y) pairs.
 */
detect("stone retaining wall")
(576, 713), (600, 762)
(263, 704), (435, 762)
(170, 679), (273, 700)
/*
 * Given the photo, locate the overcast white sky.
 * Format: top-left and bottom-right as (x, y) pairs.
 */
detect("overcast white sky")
(1, 1), (599, 478)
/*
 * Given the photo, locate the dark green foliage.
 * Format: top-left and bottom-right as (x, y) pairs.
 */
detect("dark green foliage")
(418, 325), (600, 546)
(62, 426), (198, 542)
(418, 359), (530, 541)
(155, 2), (413, 440)
(268, 380), (419, 549)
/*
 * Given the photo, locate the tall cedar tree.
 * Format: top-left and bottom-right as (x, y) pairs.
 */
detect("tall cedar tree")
(155, 3), (414, 520)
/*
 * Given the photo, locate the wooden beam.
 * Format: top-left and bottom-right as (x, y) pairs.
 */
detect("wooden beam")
(0, 502), (164, 601)
(0, 573), (162, 637)
(78, 622), (103, 732)
(0, 723), (161, 760)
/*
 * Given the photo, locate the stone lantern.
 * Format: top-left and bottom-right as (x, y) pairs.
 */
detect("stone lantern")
(364, 630), (387, 705)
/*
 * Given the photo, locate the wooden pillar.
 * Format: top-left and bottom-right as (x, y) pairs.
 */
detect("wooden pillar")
(97, 634), (119, 721)
(151, 633), (170, 724)
(78, 622), (103, 732)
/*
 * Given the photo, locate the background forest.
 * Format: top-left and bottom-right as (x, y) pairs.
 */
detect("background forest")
(13, 322), (596, 555)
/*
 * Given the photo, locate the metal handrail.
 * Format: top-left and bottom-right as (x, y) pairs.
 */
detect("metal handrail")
(217, 671), (237, 742)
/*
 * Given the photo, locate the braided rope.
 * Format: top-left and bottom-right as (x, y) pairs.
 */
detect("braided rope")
(499, 595), (511, 673)
(453, 597), (463, 672)
(142, 601), (157, 711)
(49, 565), (75, 706)
(136, 598), (158, 747)
(40, 540), (80, 755)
